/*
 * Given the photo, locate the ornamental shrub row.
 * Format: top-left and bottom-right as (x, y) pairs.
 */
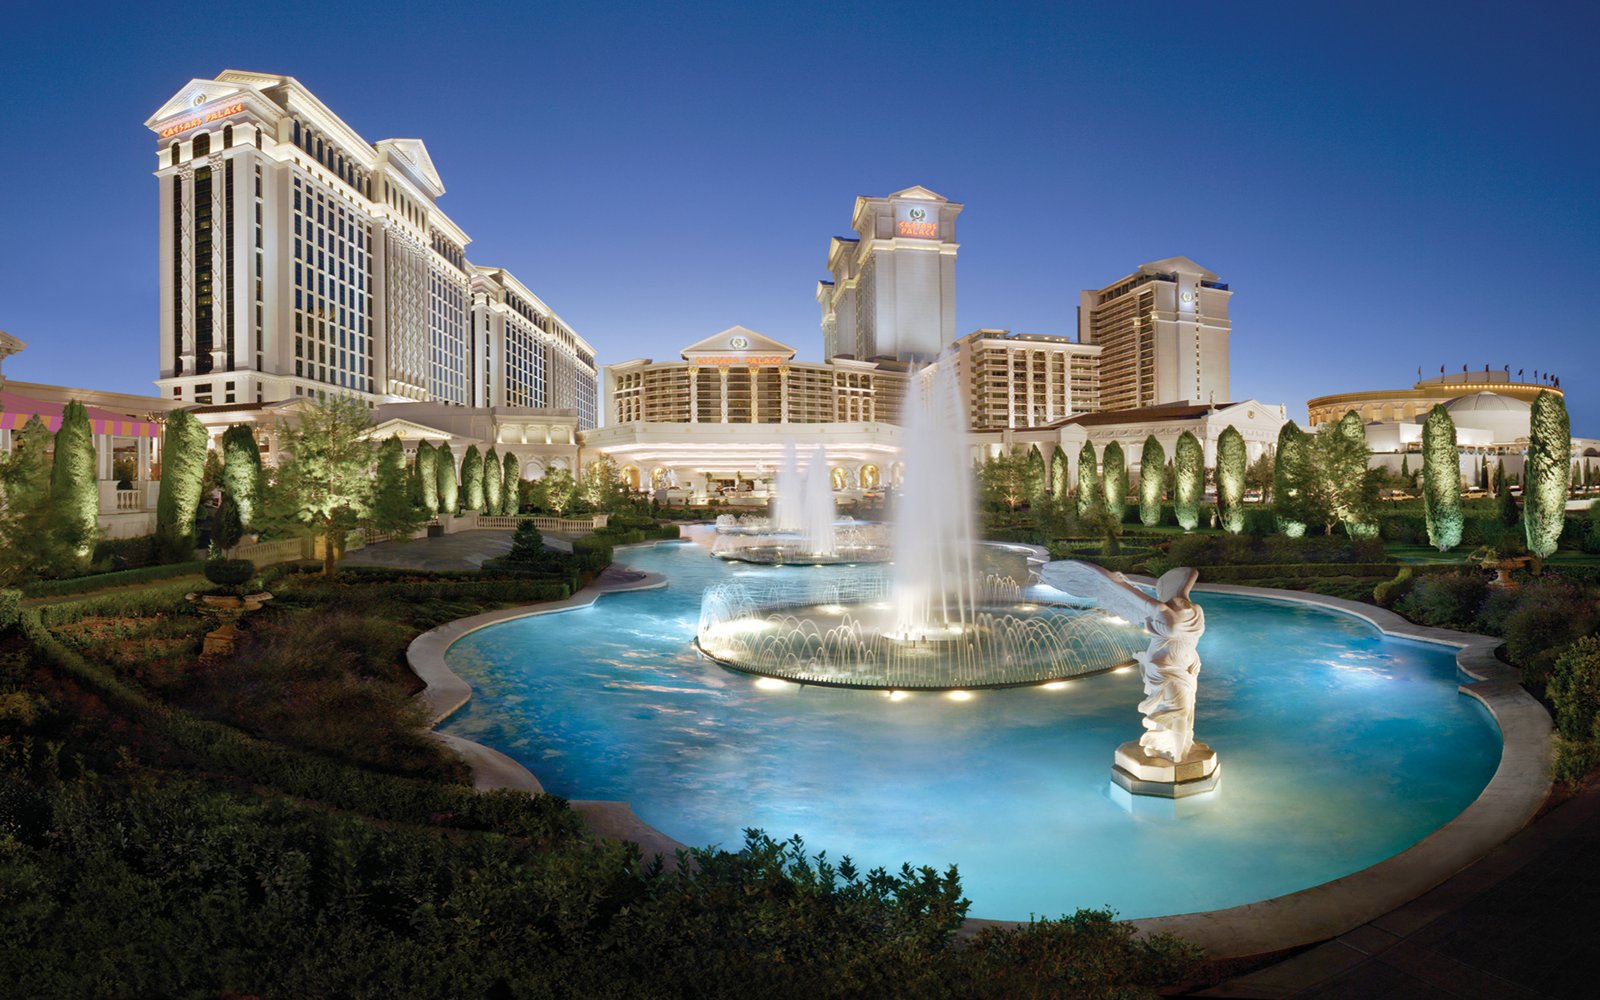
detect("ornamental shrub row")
(21, 561), (206, 598)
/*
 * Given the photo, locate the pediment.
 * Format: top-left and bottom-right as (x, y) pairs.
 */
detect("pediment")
(378, 138), (445, 196)
(889, 185), (946, 201)
(680, 326), (797, 360)
(367, 418), (457, 441)
(146, 78), (255, 129)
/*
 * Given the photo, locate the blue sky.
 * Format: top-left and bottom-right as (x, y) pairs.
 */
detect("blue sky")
(2, 1), (1595, 431)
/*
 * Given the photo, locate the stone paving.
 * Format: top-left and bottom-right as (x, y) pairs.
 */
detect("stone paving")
(340, 530), (515, 572)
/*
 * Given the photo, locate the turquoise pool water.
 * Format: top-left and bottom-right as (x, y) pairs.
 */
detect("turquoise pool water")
(441, 535), (1502, 920)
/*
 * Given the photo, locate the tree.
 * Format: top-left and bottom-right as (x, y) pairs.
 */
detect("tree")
(263, 397), (376, 578)
(1295, 419), (1379, 538)
(212, 491), (244, 554)
(415, 441), (439, 517)
(1399, 453), (1411, 486)
(1022, 446), (1046, 506)
(1173, 432), (1203, 530)
(1421, 405), (1463, 552)
(461, 444), (485, 511)
(502, 452), (521, 513)
(978, 449), (1032, 512)
(368, 435), (427, 540)
(200, 447), (224, 501)
(1245, 449), (1274, 505)
(0, 416), (70, 585)
(1049, 445), (1068, 500)
(50, 400), (98, 568)
(582, 453), (629, 512)
(1524, 390), (1571, 557)
(1273, 422), (1310, 538)
(1101, 441), (1127, 521)
(541, 467), (576, 515)
(220, 425), (264, 532)
(1215, 426), (1247, 534)
(483, 448), (503, 516)
(1334, 412), (1380, 539)
(1076, 441), (1100, 517)
(1138, 436), (1164, 528)
(1496, 459), (1519, 531)
(436, 442), (458, 516)
(507, 519), (544, 562)
(156, 408), (209, 560)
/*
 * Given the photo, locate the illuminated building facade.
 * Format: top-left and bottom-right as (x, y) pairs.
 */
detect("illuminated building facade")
(817, 186), (962, 361)
(1078, 257), (1231, 411)
(147, 70), (596, 426)
(954, 329), (1101, 430)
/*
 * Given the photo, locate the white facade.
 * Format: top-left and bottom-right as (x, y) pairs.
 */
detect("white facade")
(817, 186), (961, 361)
(1078, 257), (1232, 411)
(954, 329), (1101, 430)
(146, 70), (596, 422)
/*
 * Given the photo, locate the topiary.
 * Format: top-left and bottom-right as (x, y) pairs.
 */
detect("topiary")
(203, 557), (256, 589)
(1373, 566), (1414, 607)
(507, 521), (544, 563)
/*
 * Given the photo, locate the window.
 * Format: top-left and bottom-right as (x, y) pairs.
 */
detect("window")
(193, 132), (210, 157)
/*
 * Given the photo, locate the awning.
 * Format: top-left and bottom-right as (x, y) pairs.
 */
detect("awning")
(0, 390), (162, 438)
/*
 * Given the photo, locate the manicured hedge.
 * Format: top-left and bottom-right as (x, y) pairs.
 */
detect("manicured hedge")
(21, 560), (206, 598)
(0, 588), (20, 631)
(20, 605), (580, 838)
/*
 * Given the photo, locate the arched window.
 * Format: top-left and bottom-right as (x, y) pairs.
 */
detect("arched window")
(192, 132), (210, 156)
(169, 140), (180, 167)
(222, 124), (233, 149)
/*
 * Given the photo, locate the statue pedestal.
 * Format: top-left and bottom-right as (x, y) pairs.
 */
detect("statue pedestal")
(1111, 740), (1220, 798)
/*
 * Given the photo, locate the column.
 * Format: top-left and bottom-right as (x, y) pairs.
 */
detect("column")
(779, 366), (790, 423)
(749, 366), (759, 423)
(1005, 349), (1016, 429)
(179, 166), (196, 376)
(1025, 351), (1036, 427)
(719, 366), (730, 424)
(688, 365), (698, 423)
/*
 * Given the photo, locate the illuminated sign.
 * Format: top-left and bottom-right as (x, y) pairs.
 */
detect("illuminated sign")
(894, 203), (938, 239)
(692, 355), (788, 366)
(158, 102), (246, 139)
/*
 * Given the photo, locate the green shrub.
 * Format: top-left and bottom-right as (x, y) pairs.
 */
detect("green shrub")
(20, 561), (206, 598)
(203, 558), (256, 588)
(91, 534), (161, 570)
(507, 520), (544, 562)
(1373, 566), (1414, 607)
(1547, 636), (1600, 740)
(1501, 580), (1599, 682)
(0, 588), (20, 632)
(1395, 573), (1489, 629)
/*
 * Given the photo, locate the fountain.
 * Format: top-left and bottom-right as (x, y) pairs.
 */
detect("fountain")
(712, 442), (893, 564)
(697, 357), (1147, 688)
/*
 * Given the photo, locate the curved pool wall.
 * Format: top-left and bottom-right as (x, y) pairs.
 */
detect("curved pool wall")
(431, 537), (1532, 933)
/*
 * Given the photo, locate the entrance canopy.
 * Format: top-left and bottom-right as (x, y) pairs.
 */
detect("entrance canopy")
(0, 390), (162, 438)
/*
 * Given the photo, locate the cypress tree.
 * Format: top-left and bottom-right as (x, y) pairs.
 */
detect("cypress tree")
(1336, 412), (1380, 539)
(436, 442), (458, 516)
(1025, 446), (1047, 505)
(369, 435), (426, 538)
(1524, 390), (1570, 557)
(1496, 459), (1518, 531)
(1049, 445), (1068, 499)
(484, 447), (503, 516)
(1101, 441), (1127, 521)
(1422, 404), (1462, 552)
(220, 424), (263, 530)
(156, 408), (209, 559)
(50, 400), (99, 567)
(503, 452), (521, 514)
(415, 441), (439, 517)
(1216, 425), (1247, 534)
(1273, 421), (1308, 538)
(1139, 436), (1164, 527)
(1076, 441), (1100, 517)
(1399, 453), (1410, 483)
(1174, 431), (1203, 531)
(462, 444), (485, 511)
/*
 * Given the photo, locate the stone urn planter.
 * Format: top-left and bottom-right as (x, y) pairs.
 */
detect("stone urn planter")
(187, 592), (273, 657)
(1468, 548), (1532, 589)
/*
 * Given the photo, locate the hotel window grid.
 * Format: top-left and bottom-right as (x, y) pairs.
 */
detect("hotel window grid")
(291, 176), (373, 394)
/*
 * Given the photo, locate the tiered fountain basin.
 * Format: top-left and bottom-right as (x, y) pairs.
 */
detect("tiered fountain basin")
(438, 534), (1505, 923)
(710, 520), (894, 565)
(696, 574), (1145, 690)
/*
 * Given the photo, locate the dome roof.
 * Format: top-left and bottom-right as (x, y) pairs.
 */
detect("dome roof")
(1445, 391), (1531, 413)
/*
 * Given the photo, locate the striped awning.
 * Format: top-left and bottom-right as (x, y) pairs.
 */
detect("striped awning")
(0, 390), (162, 438)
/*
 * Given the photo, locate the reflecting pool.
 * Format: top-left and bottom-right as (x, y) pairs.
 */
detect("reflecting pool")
(441, 535), (1501, 920)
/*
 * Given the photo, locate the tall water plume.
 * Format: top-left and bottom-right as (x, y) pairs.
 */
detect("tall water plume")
(802, 446), (838, 556)
(891, 359), (978, 636)
(772, 441), (803, 533)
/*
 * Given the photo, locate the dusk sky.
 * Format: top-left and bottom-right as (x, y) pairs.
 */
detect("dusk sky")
(3, 1), (1595, 431)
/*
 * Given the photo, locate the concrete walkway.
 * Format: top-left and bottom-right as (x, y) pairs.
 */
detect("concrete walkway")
(1200, 777), (1600, 998)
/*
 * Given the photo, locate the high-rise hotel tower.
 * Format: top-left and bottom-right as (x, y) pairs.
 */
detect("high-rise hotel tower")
(817, 186), (962, 362)
(1077, 257), (1231, 411)
(146, 70), (597, 428)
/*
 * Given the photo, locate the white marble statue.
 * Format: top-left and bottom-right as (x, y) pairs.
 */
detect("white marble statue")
(1044, 563), (1206, 763)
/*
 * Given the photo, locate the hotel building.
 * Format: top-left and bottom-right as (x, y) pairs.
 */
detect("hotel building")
(146, 70), (597, 424)
(588, 327), (908, 494)
(817, 186), (962, 362)
(954, 330), (1101, 431)
(1078, 257), (1231, 411)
